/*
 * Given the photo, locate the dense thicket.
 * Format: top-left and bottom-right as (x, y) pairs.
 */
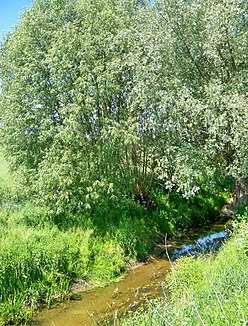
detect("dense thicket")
(0, 0), (247, 217)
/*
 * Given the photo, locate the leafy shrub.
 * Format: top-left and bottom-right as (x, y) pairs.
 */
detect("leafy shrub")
(153, 188), (229, 234)
(234, 202), (248, 222)
(10, 203), (51, 227)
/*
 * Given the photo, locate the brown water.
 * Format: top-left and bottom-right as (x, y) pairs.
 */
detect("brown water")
(33, 259), (170, 325)
(33, 219), (231, 326)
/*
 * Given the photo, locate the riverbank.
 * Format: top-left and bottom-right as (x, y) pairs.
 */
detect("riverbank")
(33, 219), (231, 325)
(121, 209), (248, 326)
(0, 193), (230, 325)
(0, 152), (245, 326)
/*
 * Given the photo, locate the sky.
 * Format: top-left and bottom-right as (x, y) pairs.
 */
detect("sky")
(0, 0), (33, 41)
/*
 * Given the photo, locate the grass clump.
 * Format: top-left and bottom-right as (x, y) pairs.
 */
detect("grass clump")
(121, 219), (248, 326)
(90, 237), (126, 285)
(0, 219), (94, 324)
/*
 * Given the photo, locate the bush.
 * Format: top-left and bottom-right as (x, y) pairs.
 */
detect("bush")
(152, 188), (229, 234)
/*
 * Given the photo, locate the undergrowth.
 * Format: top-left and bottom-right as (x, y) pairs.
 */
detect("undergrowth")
(0, 153), (232, 324)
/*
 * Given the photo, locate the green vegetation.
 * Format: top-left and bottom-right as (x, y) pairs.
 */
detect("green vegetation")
(0, 0), (247, 214)
(0, 0), (247, 324)
(0, 153), (231, 324)
(121, 216), (248, 325)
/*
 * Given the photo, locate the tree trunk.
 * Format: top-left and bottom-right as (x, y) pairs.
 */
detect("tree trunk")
(234, 178), (248, 208)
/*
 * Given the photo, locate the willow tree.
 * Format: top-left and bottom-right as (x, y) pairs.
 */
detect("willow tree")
(0, 0), (247, 218)
(150, 0), (248, 202)
(0, 0), (156, 216)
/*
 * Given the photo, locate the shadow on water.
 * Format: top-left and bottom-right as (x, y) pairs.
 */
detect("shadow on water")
(32, 220), (231, 326)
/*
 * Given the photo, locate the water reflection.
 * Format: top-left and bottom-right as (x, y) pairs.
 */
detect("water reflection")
(171, 231), (230, 260)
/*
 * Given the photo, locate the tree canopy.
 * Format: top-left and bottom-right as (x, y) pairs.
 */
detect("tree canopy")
(0, 0), (247, 216)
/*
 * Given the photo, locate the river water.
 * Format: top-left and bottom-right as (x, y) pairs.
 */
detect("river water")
(33, 220), (231, 326)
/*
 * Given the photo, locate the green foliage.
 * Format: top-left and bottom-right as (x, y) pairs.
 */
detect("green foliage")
(0, 221), (92, 323)
(152, 187), (229, 233)
(0, 195), (156, 323)
(121, 221), (248, 326)
(0, 205), (145, 323)
(234, 202), (248, 222)
(10, 203), (51, 227)
(0, 0), (246, 216)
(0, 0), (247, 323)
(90, 237), (126, 285)
(0, 151), (233, 324)
(0, 150), (19, 205)
(0, 152), (11, 186)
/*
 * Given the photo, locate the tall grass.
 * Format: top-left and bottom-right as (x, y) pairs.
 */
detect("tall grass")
(0, 201), (157, 323)
(0, 210), (134, 324)
(0, 217), (90, 323)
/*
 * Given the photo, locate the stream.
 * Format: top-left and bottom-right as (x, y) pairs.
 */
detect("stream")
(33, 219), (231, 326)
